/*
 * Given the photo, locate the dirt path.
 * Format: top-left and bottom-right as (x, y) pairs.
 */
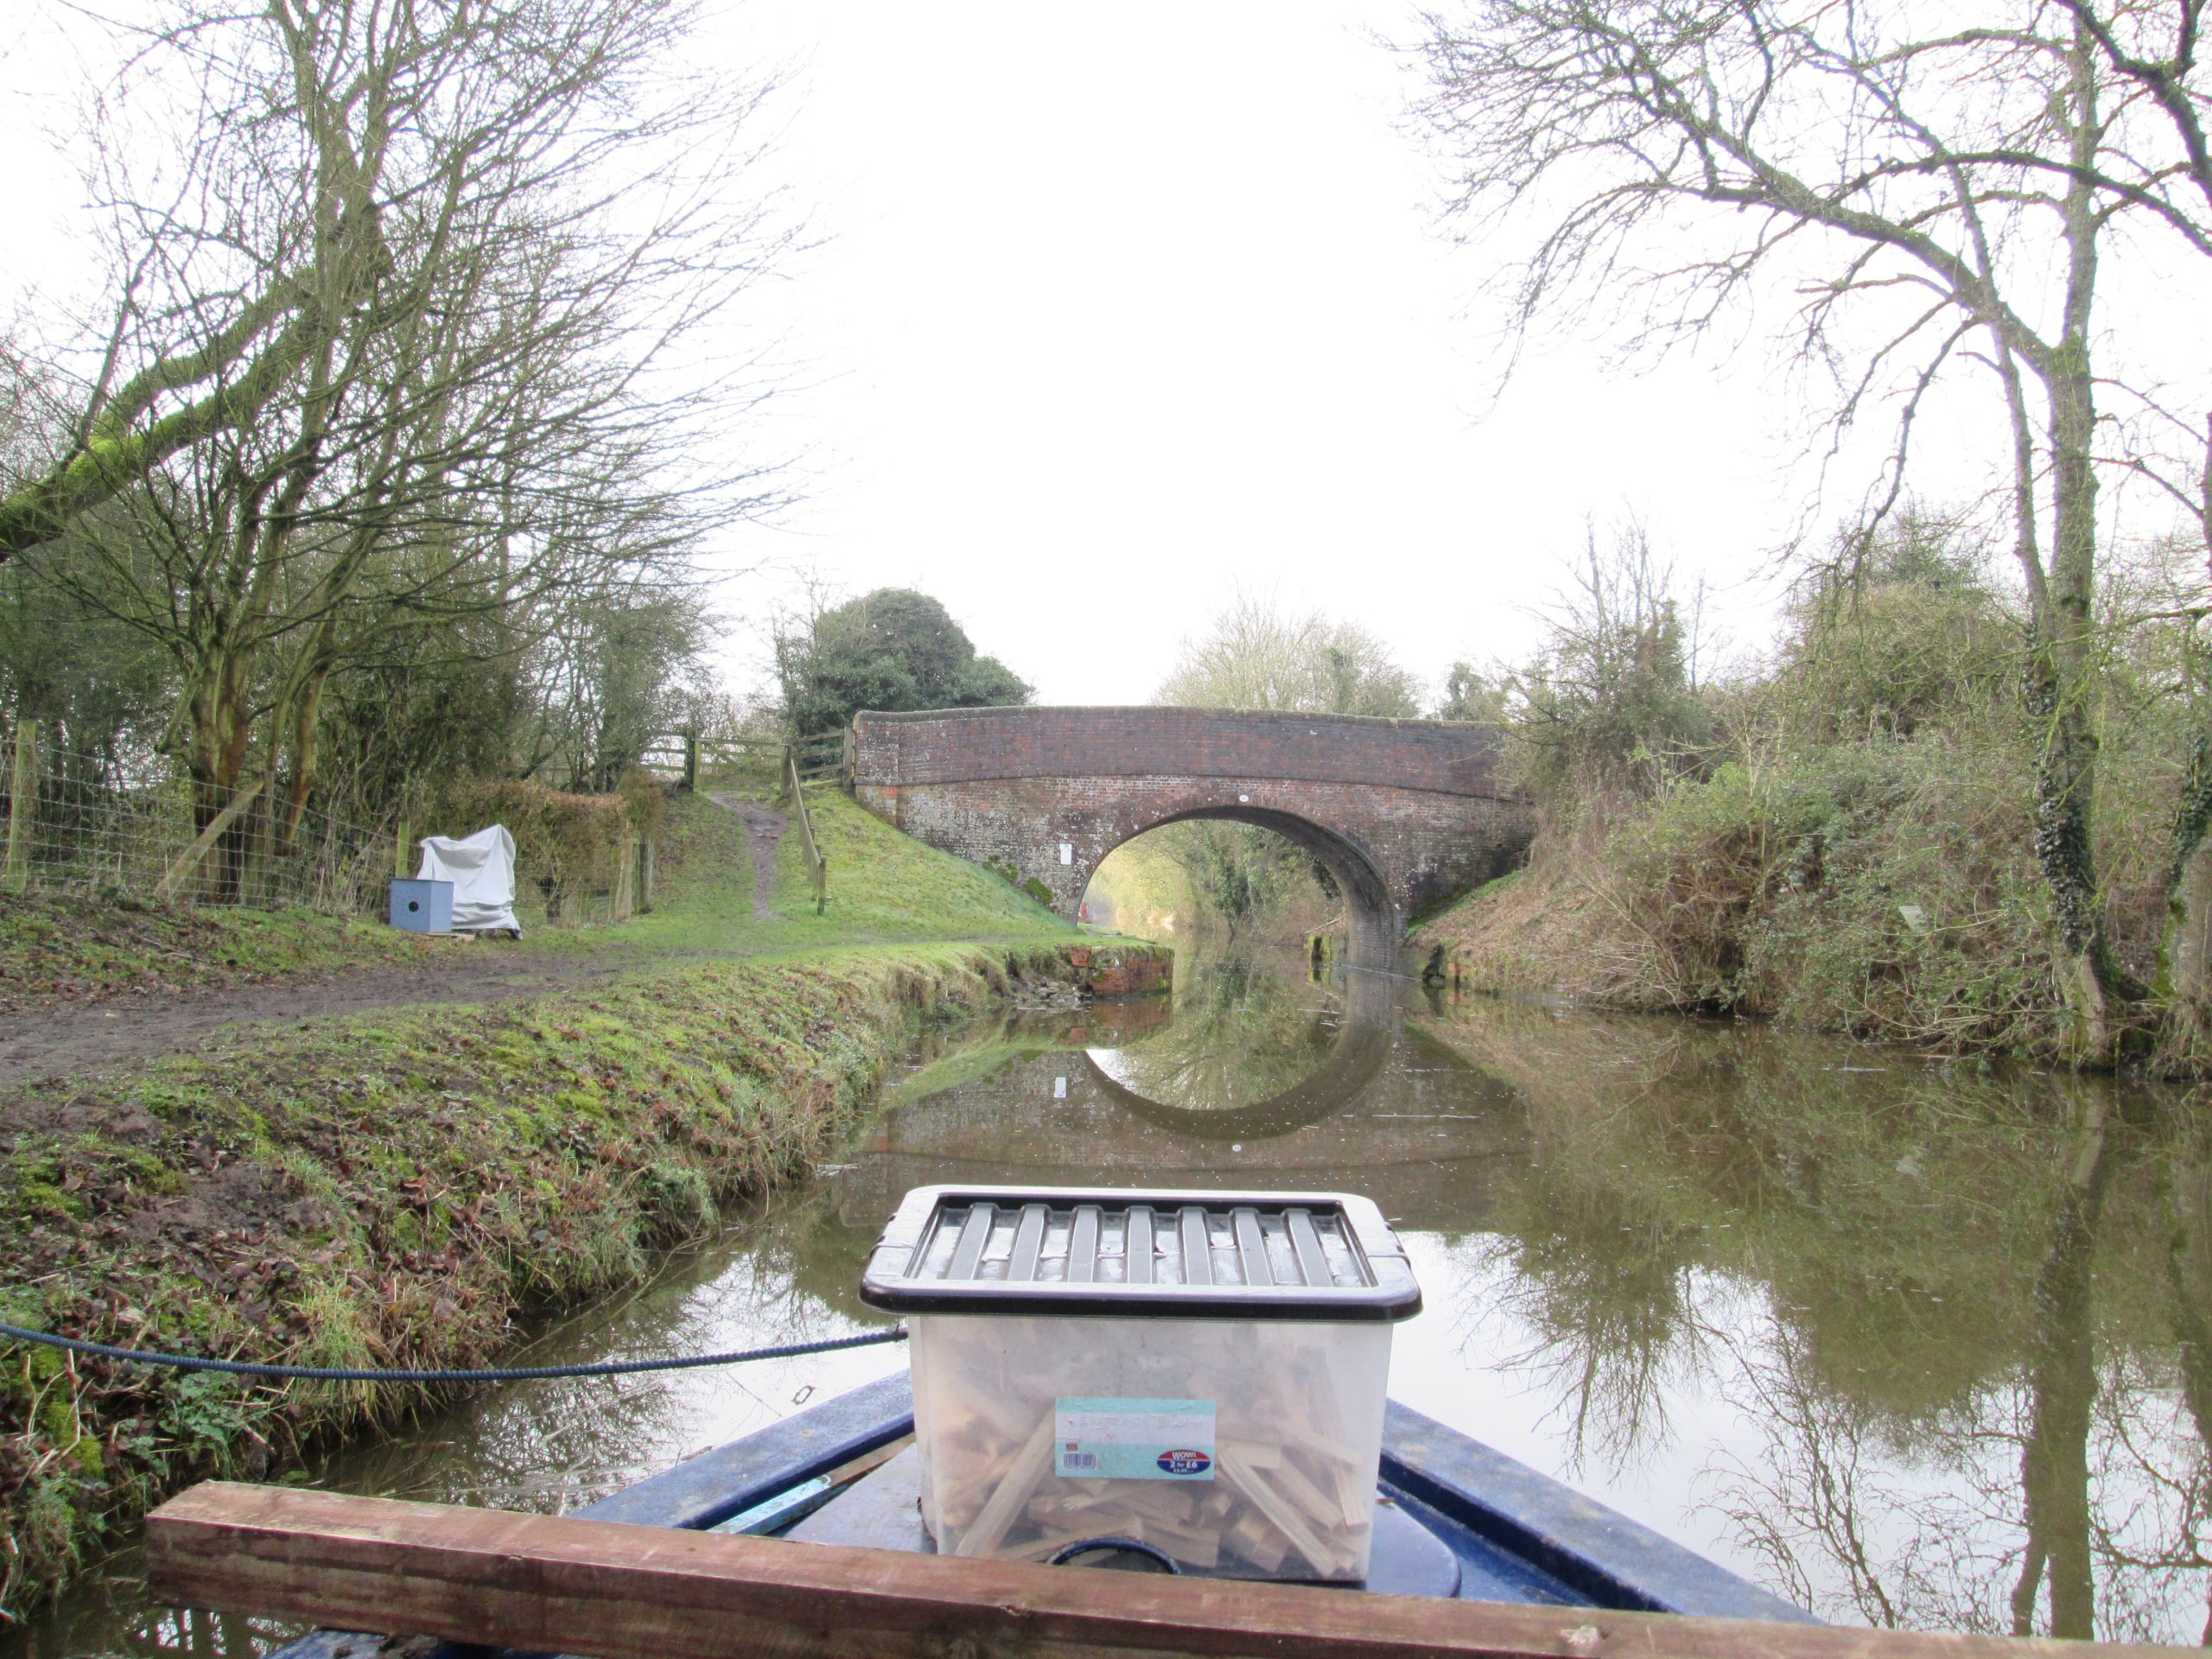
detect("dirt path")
(708, 791), (786, 919)
(0, 954), (624, 1091)
(3, 795), (831, 1090)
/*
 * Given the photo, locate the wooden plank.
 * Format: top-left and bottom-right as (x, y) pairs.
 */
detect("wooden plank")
(612, 827), (636, 921)
(153, 776), (267, 902)
(146, 1482), (2186, 1659)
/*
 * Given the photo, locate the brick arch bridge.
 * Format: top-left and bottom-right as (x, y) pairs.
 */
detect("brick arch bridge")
(850, 707), (1532, 965)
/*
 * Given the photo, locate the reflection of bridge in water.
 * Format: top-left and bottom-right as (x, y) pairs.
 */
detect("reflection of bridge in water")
(824, 976), (1530, 1236)
(1081, 971), (1398, 1140)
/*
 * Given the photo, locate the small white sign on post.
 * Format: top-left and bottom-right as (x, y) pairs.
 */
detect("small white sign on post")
(1058, 842), (1073, 866)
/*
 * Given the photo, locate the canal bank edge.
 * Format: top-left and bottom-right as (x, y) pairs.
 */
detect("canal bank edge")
(0, 936), (1168, 1618)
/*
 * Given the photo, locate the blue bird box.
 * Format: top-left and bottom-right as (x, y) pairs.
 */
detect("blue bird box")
(388, 878), (454, 933)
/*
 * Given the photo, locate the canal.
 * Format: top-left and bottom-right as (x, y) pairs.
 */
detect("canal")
(10, 950), (2209, 1652)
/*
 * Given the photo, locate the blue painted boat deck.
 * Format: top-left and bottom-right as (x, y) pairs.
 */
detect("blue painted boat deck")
(260, 1375), (1811, 1658)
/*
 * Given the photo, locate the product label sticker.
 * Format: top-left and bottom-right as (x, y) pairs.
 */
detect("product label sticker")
(1053, 1396), (1216, 1480)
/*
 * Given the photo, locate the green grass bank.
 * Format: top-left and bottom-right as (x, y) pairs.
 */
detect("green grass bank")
(0, 892), (427, 1014)
(1414, 731), (2208, 1074)
(0, 786), (1165, 1615)
(2, 784), (1095, 1011)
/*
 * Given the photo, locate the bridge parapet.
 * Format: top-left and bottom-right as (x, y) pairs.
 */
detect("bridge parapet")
(851, 706), (1531, 965)
(851, 705), (1513, 796)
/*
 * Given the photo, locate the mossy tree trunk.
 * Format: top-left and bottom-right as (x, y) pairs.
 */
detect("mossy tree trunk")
(2158, 734), (2212, 1052)
(2002, 23), (2143, 1066)
(2025, 348), (2130, 1061)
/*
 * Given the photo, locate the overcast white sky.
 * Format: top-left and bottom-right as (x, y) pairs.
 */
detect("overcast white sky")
(700, 2), (1808, 704)
(3, 2), (2190, 709)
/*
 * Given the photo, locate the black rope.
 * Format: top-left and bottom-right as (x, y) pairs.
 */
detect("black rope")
(0, 1320), (906, 1384)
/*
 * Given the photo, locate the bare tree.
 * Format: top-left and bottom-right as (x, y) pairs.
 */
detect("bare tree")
(1413, 0), (2212, 1060)
(1510, 518), (1716, 804)
(2061, 1), (2212, 210)
(3, 0), (786, 852)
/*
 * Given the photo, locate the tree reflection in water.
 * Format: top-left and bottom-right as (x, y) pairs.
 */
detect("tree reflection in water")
(25, 963), (2212, 1656)
(1417, 995), (2212, 1642)
(1461, 1160), (1713, 1475)
(1088, 952), (1344, 1112)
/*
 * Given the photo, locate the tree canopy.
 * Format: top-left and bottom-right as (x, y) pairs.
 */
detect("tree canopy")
(1413, 0), (2212, 1058)
(773, 588), (1030, 738)
(1157, 592), (1422, 717)
(0, 0), (782, 872)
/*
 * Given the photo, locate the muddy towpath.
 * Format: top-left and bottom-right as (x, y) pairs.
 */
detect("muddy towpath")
(0, 786), (1097, 1091)
(0, 951), (624, 1090)
(0, 791), (791, 1090)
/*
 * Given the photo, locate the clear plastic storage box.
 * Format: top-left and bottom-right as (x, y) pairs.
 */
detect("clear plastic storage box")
(858, 1184), (1421, 1582)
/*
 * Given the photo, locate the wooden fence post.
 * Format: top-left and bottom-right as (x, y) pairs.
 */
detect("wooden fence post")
(612, 828), (637, 922)
(783, 745), (827, 913)
(683, 730), (698, 792)
(5, 718), (36, 893)
(241, 777), (274, 906)
(639, 835), (656, 912)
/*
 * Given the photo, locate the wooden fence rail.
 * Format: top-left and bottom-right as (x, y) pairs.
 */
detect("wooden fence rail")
(146, 1482), (2187, 1659)
(643, 730), (853, 793)
(151, 776), (269, 902)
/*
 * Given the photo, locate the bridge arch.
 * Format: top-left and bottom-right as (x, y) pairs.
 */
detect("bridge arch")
(1083, 798), (1399, 965)
(851, 705), (1533, 968)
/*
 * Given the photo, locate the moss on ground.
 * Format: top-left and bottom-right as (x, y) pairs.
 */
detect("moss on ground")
(0, 893), (424, 1013)
(0, 933), (1166, 1614)
(0, 781), (1164, 1615)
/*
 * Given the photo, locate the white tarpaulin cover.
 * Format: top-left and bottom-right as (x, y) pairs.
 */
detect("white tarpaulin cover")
(416, 824), (521, 935)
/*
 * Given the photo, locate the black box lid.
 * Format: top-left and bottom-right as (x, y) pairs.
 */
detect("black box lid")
(858, 1184), (1421, 1321)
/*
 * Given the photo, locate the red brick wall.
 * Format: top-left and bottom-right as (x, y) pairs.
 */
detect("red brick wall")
(850, 709), (1533, 964)
(853, 706), (1512, 798)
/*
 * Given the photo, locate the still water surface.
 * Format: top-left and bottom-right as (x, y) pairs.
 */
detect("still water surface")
(13, 952), (2210, 1652)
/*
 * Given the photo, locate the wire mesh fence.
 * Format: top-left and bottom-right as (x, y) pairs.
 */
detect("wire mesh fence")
(2, 724), (395, 916)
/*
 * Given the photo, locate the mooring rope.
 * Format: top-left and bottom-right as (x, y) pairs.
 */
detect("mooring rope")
(0, 1320), (907, 1384)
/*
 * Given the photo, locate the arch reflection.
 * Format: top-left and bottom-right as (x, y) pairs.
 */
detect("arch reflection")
(1079, 956), (1397, 1140)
